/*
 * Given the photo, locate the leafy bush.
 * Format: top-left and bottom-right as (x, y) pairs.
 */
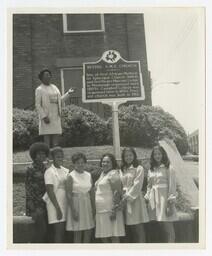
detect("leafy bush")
(13, 106), (109, 150)
(107, 105), (188, 155)
(175, 184), (192, 213)
(13, 108), (40, 150)
(61, 105), (109, 147)
(13, 104), (188, 154)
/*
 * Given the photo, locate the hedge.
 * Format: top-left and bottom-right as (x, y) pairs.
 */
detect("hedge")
(107, 105), (189, 155)
(13, 106), (109, 150)
(13, 104), (188, 154)
(60, 105), (109, 147)
(13, 108), (40, 150)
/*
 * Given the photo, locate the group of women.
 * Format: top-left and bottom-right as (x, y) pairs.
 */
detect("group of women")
(25, 143), (178, 244)
(25, 69), (178, 243)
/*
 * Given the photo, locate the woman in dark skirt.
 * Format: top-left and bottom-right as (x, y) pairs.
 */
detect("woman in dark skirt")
(25, 142), (50, 243)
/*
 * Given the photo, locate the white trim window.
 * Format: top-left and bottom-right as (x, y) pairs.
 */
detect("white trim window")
(63, 14), (105, 33)
(60, 67), (105, 117)
(60, 67), (82, 95)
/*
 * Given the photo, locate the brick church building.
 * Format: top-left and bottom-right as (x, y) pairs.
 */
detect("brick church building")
(13, 13), (152, 118)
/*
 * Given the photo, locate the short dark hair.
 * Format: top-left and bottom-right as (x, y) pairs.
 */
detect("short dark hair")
(72, 153), (87, 164)
(29, 142), (50, 161)
(100, 153), (118, 169)
(38, 69), (52, 81)
(150, 145), (170, 171)
(51, 146), (64, 159)
(121, 147), (139, 170)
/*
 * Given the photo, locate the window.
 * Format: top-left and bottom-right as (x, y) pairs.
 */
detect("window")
(63, 14), (105, 33)
(60, 67), (105, 118)
(61, 67), (83, 105)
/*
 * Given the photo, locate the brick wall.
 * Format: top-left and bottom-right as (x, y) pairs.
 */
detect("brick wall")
(13, 14), (33, 109)
(13, 14), (152, 112)
(126, 14), (152, 106)
(30, 14), (63, 92)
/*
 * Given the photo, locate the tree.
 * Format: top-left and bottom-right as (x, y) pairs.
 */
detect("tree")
(107, 105), (188, 155)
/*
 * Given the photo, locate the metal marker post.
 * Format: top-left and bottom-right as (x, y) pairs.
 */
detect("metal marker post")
(110, 101), (125, 163)
(82, 49), (145, 162)
(112, 102), (121, 162)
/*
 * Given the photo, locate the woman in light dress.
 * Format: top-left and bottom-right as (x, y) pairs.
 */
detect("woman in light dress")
(43, 147), (69, 243)
(66, 153), (95, 243)
(144, 145), (178, 243)
(120, 147), (149, 242)
(35, 69), (74, 147)
(95, 153), (125, 243)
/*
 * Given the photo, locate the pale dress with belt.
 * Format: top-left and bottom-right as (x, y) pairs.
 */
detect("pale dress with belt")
(95, 170), (125, 238)
(35, 84), (69, 135)
(66, 170), (95, 231)
(145, 164), (178, 222)
(43, 164), (69, 224)
(120, 165), (149, 225)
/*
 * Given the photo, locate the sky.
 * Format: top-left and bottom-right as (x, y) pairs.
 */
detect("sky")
(143, 8), (204, 134)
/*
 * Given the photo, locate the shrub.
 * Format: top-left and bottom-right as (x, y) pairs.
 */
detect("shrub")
(107, 105), (188, 155)
(61, 105), (109, 147)
(13, 104), (188, 154)
(175, 184), (192, 213)
(13, 106), (109, 150)
(13, 108), (40, 150)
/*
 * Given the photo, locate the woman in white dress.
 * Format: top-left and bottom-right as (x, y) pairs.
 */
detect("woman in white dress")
(43, 147), (69, 243)
(144, 145), (178, 242)
(66, 153), (95, 243)
(35, 69), (74, 147)
(120, 147), (149, 242)
(95, 153), (125, 243)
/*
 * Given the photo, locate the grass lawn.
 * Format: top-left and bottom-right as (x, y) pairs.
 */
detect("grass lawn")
(13, 182), (26, 216)
(13, 145), (152, 163)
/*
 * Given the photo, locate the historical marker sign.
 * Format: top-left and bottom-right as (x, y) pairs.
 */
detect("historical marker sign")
(82, 50), (145, 103)
(82, 50), (145, 161)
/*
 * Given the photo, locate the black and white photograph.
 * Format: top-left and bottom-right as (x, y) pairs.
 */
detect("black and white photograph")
(8, 7), (205, 249)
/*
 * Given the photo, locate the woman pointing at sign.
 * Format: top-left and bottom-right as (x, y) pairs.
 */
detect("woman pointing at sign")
(35, 69), (74, 147)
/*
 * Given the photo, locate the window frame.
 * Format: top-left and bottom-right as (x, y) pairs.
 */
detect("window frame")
(60, 67), (105, 117)
(60, 67), (83, 95)
(62, 14), (105, 34)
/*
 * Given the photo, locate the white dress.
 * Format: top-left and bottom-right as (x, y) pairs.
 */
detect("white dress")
(66, 170), (95, 231)
(35, 84), (70, 135)
(95, 170), (125, 238)
(120, 165), (149, 225)
(145, 164), (178, 222)
(43, 164), (69, 224)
